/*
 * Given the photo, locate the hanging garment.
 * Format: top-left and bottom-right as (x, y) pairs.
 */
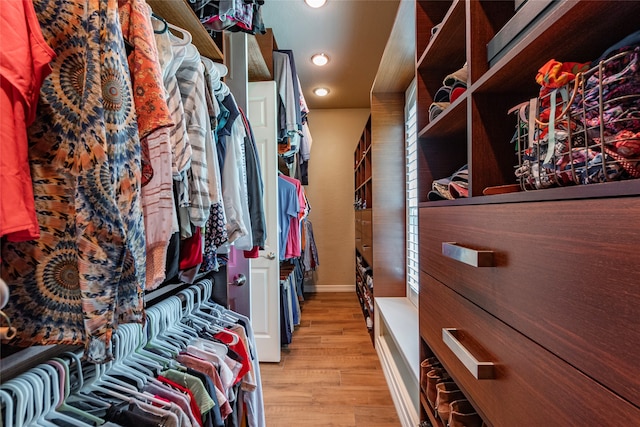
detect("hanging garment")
(279, 175), (305, 259)
(0, 0), (56, 242)
(120, 0), (175, 290)
(277, 176), (299, 260)
(201, 57), (228, 270)
(220, 94), (253, 249)
(240, 108), (266, 250)
(1, 0), (146, 362)
(176, 42), (212, 227)
(153, 18), (193, 178)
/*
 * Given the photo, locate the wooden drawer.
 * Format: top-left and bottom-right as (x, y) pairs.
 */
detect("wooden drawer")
(419, 273), (640, 426)
(419, 196), (640, 406)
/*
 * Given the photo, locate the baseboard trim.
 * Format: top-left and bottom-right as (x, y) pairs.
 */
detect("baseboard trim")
(305, 285), (354, 293)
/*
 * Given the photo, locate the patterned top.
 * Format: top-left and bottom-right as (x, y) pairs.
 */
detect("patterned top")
(119, 0), (172, 140)
(1, 0), (146, 363)
(119, 0), (174, 187)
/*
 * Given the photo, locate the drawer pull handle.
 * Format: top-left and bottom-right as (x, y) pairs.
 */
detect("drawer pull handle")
(442, 242), (494, 267)
(442, 328), (495, 379)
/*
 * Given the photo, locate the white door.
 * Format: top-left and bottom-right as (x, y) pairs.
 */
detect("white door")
(247, 81), (280, 362)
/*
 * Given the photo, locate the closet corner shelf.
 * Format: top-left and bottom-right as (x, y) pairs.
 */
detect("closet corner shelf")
(417, 94), (467, 139)
(416, 0), (465, 69)
(147, 0), (223, 61)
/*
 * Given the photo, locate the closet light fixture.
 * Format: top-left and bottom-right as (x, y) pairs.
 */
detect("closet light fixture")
(305, 0), (326, 8)
(314, 87), (330, 97)
(311, 53), (329, 66)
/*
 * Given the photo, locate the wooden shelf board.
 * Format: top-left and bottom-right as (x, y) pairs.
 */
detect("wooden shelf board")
(147, 0), (223, 61)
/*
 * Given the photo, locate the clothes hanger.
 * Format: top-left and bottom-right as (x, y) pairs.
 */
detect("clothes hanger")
(150, 12), (169, 34)
(179, 286), (233, 343)
(197, 279), (241, 324)
(166, 22), (193, 46)
(0, 389), (15, 427)
(31, 364), (95, 427)
(178, 289), (235, 353)
(134, 321), (176, 368)
(47, 358), (106, 425)
(167, 295), (201, 341)
(117, 323), (161, 376)
(57, 351), (112, 411)
(23, 366), (60, 427)
(79, 360), (172, 409)
(6, 374), (37, 427)
(104, 333), (148, 389)
(188, 285), (240, 345)
(154, 298), (194, 349)
(144, 306), (182, 357)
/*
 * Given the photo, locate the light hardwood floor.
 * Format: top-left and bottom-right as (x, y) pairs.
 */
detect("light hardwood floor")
(259, 292), (401, 426)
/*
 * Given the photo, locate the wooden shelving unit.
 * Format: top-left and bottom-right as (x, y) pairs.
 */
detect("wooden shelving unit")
(416, 1), (640, 425)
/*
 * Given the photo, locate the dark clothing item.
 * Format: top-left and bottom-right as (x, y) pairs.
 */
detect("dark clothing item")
(187, 367), (224, 427)
(105, 402), (167, 427)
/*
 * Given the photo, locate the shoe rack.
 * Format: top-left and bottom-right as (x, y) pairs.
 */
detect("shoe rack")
(416, 0), (640, 425)
(354, 116), (374, 340)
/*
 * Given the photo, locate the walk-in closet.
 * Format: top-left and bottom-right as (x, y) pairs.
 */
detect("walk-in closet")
(2, 1), (639, 426)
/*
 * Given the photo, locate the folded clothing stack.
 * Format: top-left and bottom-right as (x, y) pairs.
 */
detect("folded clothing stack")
(429, 63), (468, 122)
(427, 164), (469, 201)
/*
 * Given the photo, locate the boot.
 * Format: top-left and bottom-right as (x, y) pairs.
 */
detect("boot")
(426, 367), (450, 409)
(435, 382), (464, 425)
(420, 357), (440, 393)
(448, 399), (483, 427)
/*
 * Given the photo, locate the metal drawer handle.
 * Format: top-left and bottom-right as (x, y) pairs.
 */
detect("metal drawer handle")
(442, 242), (494, 267)
(442, 328), (495, 380)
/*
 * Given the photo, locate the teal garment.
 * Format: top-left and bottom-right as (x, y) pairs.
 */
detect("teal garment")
(162, 369), (216, 415)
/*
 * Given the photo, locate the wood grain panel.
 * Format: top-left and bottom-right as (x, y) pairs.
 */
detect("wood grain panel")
(371, 93), (406, 298)
(419, 197), (640, 407)
(372, 0), (415, 94)
(420, 273), (640, 426)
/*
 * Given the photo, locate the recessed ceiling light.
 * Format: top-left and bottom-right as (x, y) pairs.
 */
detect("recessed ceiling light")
(314, 87), (330, 97)
(304, 0), (326, 8)
(311, 53), (329, 66)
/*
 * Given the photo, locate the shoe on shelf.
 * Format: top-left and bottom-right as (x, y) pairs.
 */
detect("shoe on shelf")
(420, 357), (441, 392)
(426, 367), (450, 409)
(448, 399), (483, 427)
(435, 382), (464, 425)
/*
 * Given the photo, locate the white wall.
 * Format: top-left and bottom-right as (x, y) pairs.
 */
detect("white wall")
(304, 108), (371, 292)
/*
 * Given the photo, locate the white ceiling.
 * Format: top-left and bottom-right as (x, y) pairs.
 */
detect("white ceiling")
(261, 0), (401, 110)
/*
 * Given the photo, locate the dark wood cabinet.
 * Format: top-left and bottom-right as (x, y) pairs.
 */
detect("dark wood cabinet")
(416, 0), (640, 424)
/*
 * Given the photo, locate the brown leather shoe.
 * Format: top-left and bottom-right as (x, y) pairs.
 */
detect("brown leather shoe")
(448, 399), (483, 427)
(420, 357), (441, 393)
(435, 382), (464, 424)
(426, 367), (450, 408)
